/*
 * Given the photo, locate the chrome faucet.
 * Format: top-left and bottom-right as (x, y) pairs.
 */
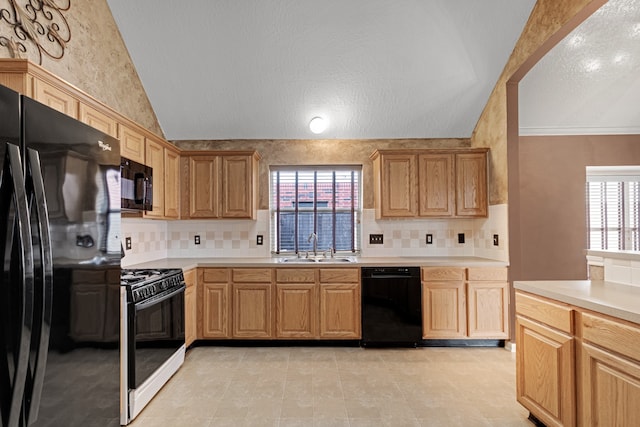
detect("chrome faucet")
(323, 247), (334, 258)
(307, 232), (318, 257)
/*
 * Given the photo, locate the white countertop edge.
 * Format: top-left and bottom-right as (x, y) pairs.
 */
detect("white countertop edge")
(123, 256), (508, 271)
(514, 280), (640, 325)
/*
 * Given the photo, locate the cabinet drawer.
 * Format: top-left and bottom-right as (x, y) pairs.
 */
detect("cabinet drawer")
(515, 291), (573, 334)
(72, 269), (105, 284)
(202, 268), (229, 283)
(319, 268), (359, 283)
(422, 267), (465, 281)
(276, 269), (316, 283)
(233, 268), (272, 283)
(582, 312), (640, 362)
(467, 267), (507, 281)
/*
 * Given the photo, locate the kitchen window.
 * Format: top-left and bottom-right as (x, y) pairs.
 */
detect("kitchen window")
(270, 165), (361, 254)
(586, 166), (640, 251)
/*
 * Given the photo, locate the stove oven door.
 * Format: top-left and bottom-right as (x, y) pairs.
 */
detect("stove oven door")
(125, 284), (185, 423)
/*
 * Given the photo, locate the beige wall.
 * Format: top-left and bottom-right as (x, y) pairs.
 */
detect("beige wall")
(471, 0), (606, 205)
(175, 138), (470, 210)
(0, 0), (163, 137)
(519, 135), (640, 280)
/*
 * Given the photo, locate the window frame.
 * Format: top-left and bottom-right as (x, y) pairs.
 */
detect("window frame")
(269, 165), (362, 255)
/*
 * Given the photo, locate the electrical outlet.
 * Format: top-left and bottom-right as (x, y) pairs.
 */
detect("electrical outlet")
(493, 234), (499, 246)
(458, 233), (465, 244)
(125, 237), (132, 250)
(257, 235), (263, 245)
(194, 235), (201, 245)
(369, 234), (384, 244)
(426, 234), (433, 244)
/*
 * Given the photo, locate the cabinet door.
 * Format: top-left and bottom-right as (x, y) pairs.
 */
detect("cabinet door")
(467, 281), (509, 339)
(516, 316), (575, 427)
(581, 342), (640, 427)
(455, 152), (487, 217)
(221, 155), (255, 218)
(69, 284), (106, 341)
(378, 154), (416, 217)
(276, 283), (317, 338)
(33, 78), (78, 118)
(422, 281), (466, 338)
(184, 269), (197, 347)
(119, 124), (145, 164)
(144, 138), (165, 218)
(164, 149), (180, 218)
(79, 103), (118, 137)
(189, 156), (218, 218)
(319, 284), (361, 338)
(418, 153), (454, 217)
(232, 283), (274, 338)
(201, 282), (230, 338)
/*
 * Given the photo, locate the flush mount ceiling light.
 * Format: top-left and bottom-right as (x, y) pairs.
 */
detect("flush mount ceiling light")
(309, 116), (328, 134)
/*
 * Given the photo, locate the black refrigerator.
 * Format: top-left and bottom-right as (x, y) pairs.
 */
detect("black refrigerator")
(0, 84), (122, 427)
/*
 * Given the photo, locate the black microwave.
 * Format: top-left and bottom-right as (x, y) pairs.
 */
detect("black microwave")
(121, 157), (153, 211)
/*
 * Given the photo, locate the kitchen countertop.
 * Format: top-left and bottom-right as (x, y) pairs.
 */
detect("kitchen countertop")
(514, 280), (640, 325)
(124, 256), (508, 272)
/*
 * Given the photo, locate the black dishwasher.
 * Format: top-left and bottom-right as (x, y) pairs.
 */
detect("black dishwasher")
(361, 267), (422, 347)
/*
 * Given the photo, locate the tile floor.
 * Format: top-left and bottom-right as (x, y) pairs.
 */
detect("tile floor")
(130, 345), (532, 427)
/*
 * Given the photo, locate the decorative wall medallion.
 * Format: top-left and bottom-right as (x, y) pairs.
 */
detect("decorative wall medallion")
(0, 0), (71, 65)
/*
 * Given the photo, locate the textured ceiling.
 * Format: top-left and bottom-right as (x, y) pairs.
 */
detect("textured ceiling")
(519, 0), (640, 135)
(106, 0), (535, 140)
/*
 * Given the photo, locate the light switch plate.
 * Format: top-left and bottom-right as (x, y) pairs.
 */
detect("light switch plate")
(493, 234), (499, 246)
(426, 234), (433, 244)
(458, 233), (465, 244)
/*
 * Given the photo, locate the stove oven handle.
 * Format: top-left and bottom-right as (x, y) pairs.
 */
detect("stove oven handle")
(134, 284), (186, 311)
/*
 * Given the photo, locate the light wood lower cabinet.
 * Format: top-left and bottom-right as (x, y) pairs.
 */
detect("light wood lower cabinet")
(319, 268), (361, 339)
(199, 268), (230, 339)
(232, 269), (274, 338)
(581, 312), (640, 426)
(183, 269), (197, 347)
(276, 269), (317, 338)
(515, 291), (576, 427)
(422, 267), (509, 340)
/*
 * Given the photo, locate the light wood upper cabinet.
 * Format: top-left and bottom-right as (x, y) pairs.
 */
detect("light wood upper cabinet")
(221, 155), (258, 218)
(189, 155), (219, 218)
(164, 148), (180, 218)
(183, 151), (260, 220)
(79, 103), (118, 138)
(418, 153), (455, 217)
(33, 78), (78, 118)
(371, 149), (488, 219)
(144, 138), (165, 218)
(455, 152), (488, 217)
(119, 124), (145, 164)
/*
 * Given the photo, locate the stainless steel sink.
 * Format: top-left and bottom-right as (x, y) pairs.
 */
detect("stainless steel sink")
(278, 257), (356, 263)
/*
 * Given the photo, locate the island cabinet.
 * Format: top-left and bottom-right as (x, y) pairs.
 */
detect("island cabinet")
(183, 269), (197, 348)
(515, 291), (576, 427)
(232, 269), (275, 338)
(319, 268), (361, 339)
(181, 151), (260, 220)
(370, 148), (488, 219)
(198, 268), (231, 339)
(422, 267), (509, 340)
(580, 312), (640, 426)
(275, 269), (318, 338)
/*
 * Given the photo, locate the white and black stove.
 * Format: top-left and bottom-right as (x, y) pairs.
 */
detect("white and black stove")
(120, 268), (186, 425)
(121, 268), (185, 303)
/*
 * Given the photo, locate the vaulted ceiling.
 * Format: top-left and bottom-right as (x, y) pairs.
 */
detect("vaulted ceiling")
(106, 0), (536, 140)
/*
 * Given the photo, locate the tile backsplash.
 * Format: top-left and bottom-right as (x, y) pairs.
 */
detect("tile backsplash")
(121, 204), (508, 266)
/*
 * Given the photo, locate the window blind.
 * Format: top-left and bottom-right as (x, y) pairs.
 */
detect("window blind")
(270, 165), (361, 254)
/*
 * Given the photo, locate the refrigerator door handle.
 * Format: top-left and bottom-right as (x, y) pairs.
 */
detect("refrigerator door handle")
(23, 148), (53, 425)
(0, 144), (35, 427)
